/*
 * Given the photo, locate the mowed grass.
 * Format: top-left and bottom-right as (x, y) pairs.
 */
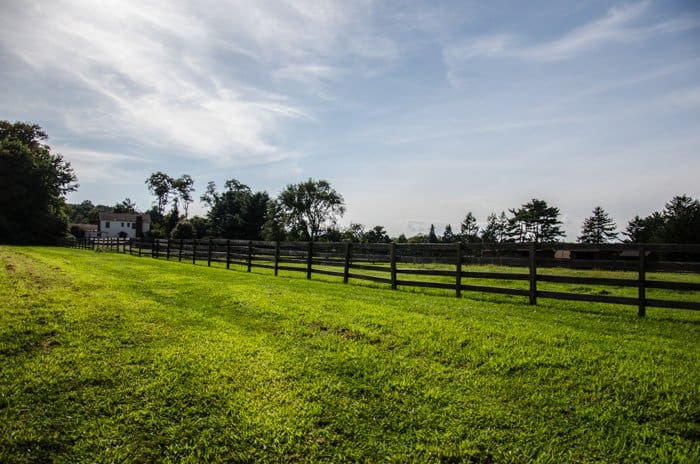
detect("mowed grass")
(1, 246), (699, 463)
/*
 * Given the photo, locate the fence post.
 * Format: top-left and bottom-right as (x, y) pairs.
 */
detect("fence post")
(226, 240), (231, 269)
(247, 240), (253, 272)
(207, 238), (212, 267)
(178, 239), (183, 262)
(638, 245), (646, 317)
(456, 242), (463, 298)
(528, 242), (537, 305)
(192, 239), (197, 264)
(343, 243), (351, 284)
(129, 240), (132, 255)
(138, 242), (142, 257)
(306, 241), (313, 279)
(390, 242), (397, 290)
(153, 239), (158, 259)
(166, 238), (171, 260)
(274, 241), (280, 276)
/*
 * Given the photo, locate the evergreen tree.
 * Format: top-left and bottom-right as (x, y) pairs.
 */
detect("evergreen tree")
(508, 199), (565, 243)
(460, 212), (479, 242)
(428, 224), (438, 243)
(578, 206), (618, 243)
(442, 224), (455, 242)
(481, 213), (498, 243)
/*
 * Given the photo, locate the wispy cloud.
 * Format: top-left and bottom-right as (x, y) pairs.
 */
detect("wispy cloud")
(444, 1), (699, 69)
(0, 0), (396, 164)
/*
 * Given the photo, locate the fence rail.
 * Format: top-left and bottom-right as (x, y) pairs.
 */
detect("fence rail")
(63, 238), (700, 316)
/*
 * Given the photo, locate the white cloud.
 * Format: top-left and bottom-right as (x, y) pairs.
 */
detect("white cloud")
(0, 0), (396, 164)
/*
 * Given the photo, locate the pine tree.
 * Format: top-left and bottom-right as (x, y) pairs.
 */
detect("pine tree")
(442, 224), (455, 242)
(428, 224), (438, 243)
(508, 199), (565, 243)
(460, 212), (479, 242)
(578, 206), (618, 243)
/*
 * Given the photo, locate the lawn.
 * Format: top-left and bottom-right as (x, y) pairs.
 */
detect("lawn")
(1, 246), (699, 463)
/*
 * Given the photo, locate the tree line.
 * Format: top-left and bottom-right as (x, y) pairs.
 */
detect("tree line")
(2, 121), (699, 244)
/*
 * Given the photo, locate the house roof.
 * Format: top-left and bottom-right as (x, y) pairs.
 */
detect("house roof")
(98, 212), (151, 223)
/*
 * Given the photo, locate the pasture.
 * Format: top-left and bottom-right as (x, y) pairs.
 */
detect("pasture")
(1, 246), (699, 462)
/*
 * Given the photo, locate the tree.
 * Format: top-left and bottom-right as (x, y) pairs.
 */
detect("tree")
(660, 194), (700, 243)
(460, 212), (479, 242)
(481, 213), (498, 243)
(508, 199), (565, 243)
(201, 179), (269, 240)
(428, 224), (438, 243)
(67, 200), (96, 223)
(172, 174), (195, 218)
(341, 223), (365, 243)
(396, 234), (408, 243)
(113, 198), (137, 213)
(623, 212), (665, 243)
(269, 179), (345, 241)
(442, 224), (455, 243)
(145, 171), (173, 216)
(578, 206), (618, 244)
(171, 220), (195, 239)
(364, 225), (390, 243)
(0, 121), (78, 242)
(189, 216), (210, 239)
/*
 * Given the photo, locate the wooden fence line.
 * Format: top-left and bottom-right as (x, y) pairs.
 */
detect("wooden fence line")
(63, 237), (700, 316)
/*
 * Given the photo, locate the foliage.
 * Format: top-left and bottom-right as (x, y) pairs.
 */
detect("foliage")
(364, 225), (390, 243)
(266, 179), (345, 241)
(508, 199), (565, 243)
(396, 233), (407, 243)
(1, 246), (698, 462)
(428, 224), (438, 243)
(442, 224), (455, 243)
(171, 174), (195, 218)
(341, 223), (365, 243)
(0, 121), (78, 243)
(188, 216), (210, 239)
(201, 179), (269, 240)
(460, 212), (479, 243)
(623, 195), (700, 243)
(170, 220), (195, 240)
(113, 198), (137, 214)
(578, 206), (618, 243)
(481, 212), (508, 244)
(145, 171), (172, 216)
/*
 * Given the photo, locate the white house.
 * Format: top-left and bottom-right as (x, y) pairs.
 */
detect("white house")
(98, 212), (151, 239)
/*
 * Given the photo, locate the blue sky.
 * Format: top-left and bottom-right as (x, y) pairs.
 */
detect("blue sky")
(1, 0), (699, 238)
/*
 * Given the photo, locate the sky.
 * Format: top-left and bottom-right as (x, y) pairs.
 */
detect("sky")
(1, 0), (699, 239)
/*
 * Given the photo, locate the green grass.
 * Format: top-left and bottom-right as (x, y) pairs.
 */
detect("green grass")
(1, 246), (699, 463)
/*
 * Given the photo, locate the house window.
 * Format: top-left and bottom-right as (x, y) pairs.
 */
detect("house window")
(105, 221), (110, 228)
(127, 222), (131, 227)
(132, 223), (136, 229)
(121, 222), (124, 227)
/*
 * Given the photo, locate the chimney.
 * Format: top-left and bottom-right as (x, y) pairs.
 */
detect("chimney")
(136, 215), (143, 237)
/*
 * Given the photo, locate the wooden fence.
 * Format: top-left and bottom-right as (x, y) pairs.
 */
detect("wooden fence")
(65, 238), (700, 317)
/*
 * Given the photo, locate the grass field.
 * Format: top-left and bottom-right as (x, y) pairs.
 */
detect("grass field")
(1, 246), (699, 463)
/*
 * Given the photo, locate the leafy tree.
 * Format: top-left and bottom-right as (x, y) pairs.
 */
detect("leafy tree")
(0, 121), (77, 242)
(164, 203), (180, 236)
(508, 199), (565, 243)
(341, 223), (365, 243)
(319, 227), (342, 242)
(364, 225), (390, 243)
(578, 206), (618, 244)
(460, 212), (479, 242)
(396, 233), (408, 243)
(113, 198), (137, 213)
(67, 200), (96, 223)
(428, 224), (438, 243)
(442, 224), (455, 243)
(171, 220), (195, 239)
(267, 179), (345, 241)
(145, 171), (173, 216)
(189, 216), (210, 239)
(172, 174), (195, 218)
(201, 179), (269, 239)
(261, 201), (286, 241)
